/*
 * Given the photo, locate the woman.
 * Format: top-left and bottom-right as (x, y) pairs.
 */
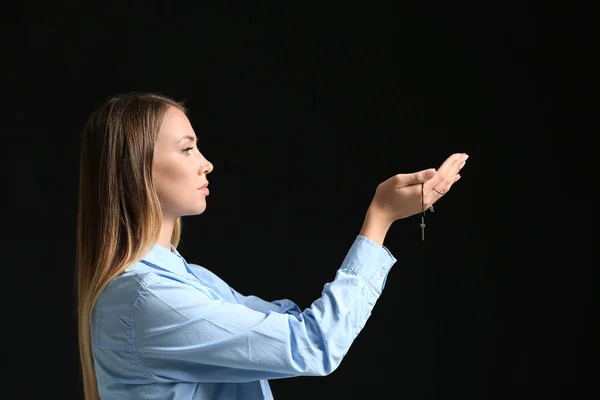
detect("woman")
(77, 92), (467, 399)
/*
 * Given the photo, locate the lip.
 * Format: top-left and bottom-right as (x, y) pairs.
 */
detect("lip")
(198, 182), (209, 195)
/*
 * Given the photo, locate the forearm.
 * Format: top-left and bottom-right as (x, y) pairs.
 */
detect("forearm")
(359, 205), (393, 246)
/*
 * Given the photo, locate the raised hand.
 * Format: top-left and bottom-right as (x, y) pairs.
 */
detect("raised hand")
(369, 153), (468, 224)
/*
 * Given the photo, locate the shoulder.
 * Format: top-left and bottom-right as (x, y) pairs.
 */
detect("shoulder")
(97, 263), (212, 313)
(95, 265), (159, 313)
(92, 265), (162, 344)
(132, 270), (215, 325)
(186, 262), (229, 287)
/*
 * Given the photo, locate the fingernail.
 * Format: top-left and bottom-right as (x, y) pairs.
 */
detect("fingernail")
(464, 154), (469, 160)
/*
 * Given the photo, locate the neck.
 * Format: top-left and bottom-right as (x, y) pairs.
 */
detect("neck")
(158, 216), (176, 252)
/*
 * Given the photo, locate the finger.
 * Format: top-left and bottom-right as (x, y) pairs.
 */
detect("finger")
(423, 153), (463, 192)
(441, 156), (466, 191)
(424, 154), (467, 206)
(442, 153), (467, 181)
(411, 168), (437, 185)
(395, 168), (436, 187)
(438, 172), (461, 194)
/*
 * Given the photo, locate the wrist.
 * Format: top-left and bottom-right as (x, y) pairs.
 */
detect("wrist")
(359, 205), (393, 246)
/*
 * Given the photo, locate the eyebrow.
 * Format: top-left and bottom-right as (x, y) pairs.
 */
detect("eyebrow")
(178, 135), (197, 143)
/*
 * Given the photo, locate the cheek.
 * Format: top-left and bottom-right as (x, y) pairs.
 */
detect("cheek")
(155, 157), (185, 181)
(153, 165), (180, 197)
(154, 163), (197, 195)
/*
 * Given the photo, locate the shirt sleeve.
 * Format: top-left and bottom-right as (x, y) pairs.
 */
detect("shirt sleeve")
(134, 235), (396, 383)
(229, 287), (303, 318)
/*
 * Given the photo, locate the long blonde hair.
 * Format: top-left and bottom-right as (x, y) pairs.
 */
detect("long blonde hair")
(77, 92), (186, 399)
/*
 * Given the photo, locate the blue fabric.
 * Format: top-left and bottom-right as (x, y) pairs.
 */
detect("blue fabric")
(92, 235), (396, 399)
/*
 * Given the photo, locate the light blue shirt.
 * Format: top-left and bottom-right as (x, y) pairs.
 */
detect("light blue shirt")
(92, 235), (397, 399)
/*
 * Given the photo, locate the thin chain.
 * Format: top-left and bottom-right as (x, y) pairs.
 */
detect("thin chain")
(421, 183), (425, 215)
(421, 183), (426, 241)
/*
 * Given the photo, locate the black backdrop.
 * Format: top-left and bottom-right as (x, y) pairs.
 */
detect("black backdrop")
(2, 2), (594, 399)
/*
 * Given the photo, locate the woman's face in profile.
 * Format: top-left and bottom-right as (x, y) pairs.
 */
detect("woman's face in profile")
(152, 106), (213, 220)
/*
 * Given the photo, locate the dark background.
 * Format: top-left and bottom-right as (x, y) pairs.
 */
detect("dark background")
(2, 1), (594, 399)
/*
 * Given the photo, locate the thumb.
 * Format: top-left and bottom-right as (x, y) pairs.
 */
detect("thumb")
(407, 168), (436, 185)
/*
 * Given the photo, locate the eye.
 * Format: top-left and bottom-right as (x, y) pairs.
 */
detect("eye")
(183, 146), (194, 154)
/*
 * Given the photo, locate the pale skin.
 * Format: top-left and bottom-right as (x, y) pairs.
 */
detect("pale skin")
(152, 107), (214, 249)
(152, 106), (467, 250)
(360, 152), (467, 245)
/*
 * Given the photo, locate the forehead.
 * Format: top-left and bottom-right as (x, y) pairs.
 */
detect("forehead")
(158, 106), (195, 142)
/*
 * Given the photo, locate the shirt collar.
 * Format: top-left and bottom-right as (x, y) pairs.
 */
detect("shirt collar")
(140, 243), (189, 277)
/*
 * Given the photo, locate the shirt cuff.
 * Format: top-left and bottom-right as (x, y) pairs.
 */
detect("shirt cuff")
(340, 235), (397, 294)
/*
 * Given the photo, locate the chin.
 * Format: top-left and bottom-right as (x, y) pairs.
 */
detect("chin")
(193, 204), (207, 215)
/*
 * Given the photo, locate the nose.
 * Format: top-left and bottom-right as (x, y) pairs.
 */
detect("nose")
(200, 158), (213, 175)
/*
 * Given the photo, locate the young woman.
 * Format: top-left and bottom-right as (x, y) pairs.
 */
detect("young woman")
(77, 92), (467, 399)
